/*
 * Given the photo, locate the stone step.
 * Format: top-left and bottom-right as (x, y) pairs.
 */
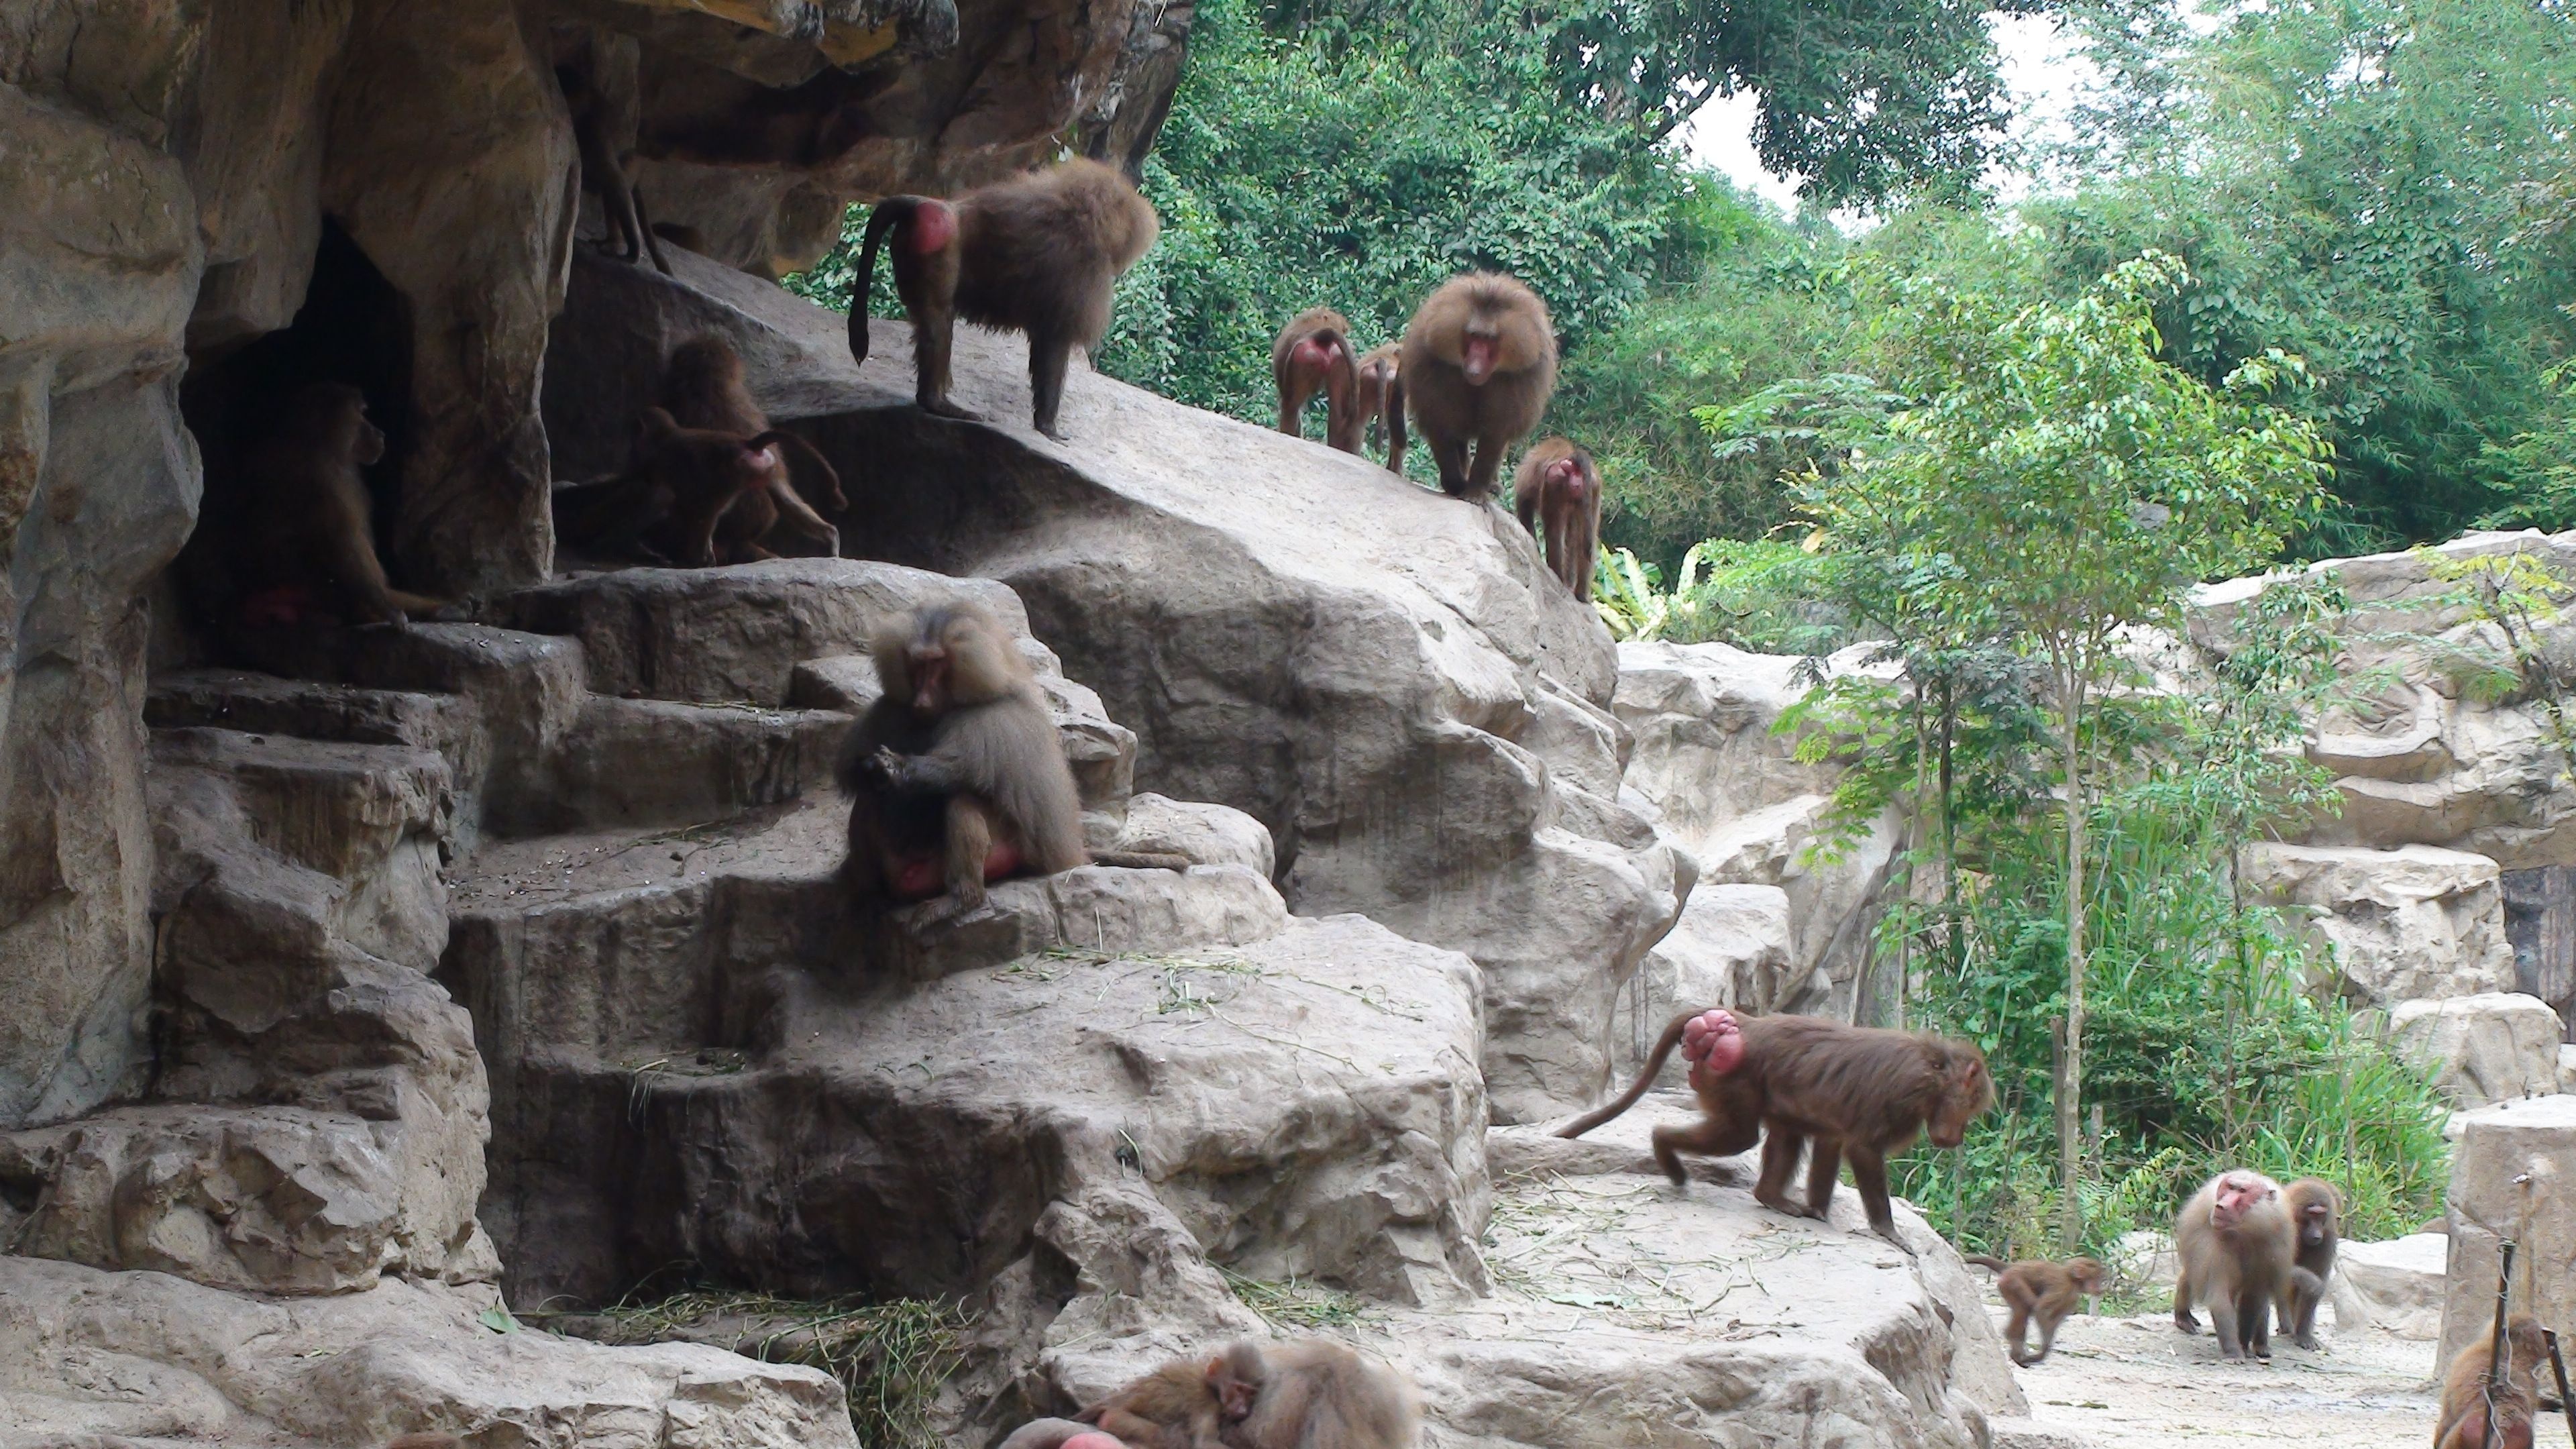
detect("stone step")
(522, 694), (850, 835)
(148, 667), (482, 784)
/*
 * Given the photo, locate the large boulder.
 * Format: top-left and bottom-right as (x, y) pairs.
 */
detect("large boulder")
(539, 250), (1687, 1124)
(2439, 1094), (2576, 1370)
(2390, 994), (2567, 1108)
(0, 1254), (857, 1448)
(2337, 1234), (2449, 1340)
(1612, 882), (1793, 1085)
(2242, 843), (2516, 1007)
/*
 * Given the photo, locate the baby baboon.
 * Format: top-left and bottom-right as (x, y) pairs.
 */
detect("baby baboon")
(1512, 437), (1601, 602)
(620, 409), (802, 567)
(837, 604), (1187, 914)
(1560, 1008), (1992, 1241)
(1398, 272), (1557, 500)
(850, 158), (1160, 439)
(1965, 1254), (2104, 1366)
(1353, 342), (1404, 471)
(2277, 1177), (2341, 1350)
(1273, 308), (1360, 451)
(655, 335), (845, 559)
(1220, 1340), (1420, 1449)
(1076, 1345), (1261, 1449)
(2436, 1314), (2549, 1449)
(239, 382), (445, 627)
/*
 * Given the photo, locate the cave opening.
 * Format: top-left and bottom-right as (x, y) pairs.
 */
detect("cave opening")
(167, 219), (416, 661)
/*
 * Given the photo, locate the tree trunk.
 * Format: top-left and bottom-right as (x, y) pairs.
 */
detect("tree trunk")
(2056, 668), (2087, 1254)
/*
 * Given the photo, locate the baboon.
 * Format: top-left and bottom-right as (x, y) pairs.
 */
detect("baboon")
(1397, 272), (1557, 500)
(1218, 1340), (1420, 1449)
(1558, 1008), (1992, 1241)
(2172, 1169), (2316, 1361)
(849, 159), (1160, 439)
(998, 1426), (1123, 1449)
(2435, 1315), (2549, 1449)
(2277, 1177), (2341, 1350)
(1512, 437), (1601, 602)
(556, 38), (669, 275)
(655, 335), (845, 560)
(607, 409), (804, 568)
(1077, 1345), (1263, 1449)
(1273, 309), (1360, 451)
(239, 382), (445, 627)
(1964, 1254), (2104, 1366)
(1353, 342), (1404, 470)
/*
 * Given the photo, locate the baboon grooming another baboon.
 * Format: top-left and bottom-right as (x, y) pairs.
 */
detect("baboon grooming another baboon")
(837, 604), (1187, 915)
(1512, 437), (1601, 602)
(1273, 309), (1360, 451)
(240, 382), (445, 627)
(849, 159), (1159, 439)
(655, 335), (845, 560)
(1075, 1344), (1262, 1449)
(1964, 1254), (2104, 1366)
(1398, 272), (1557, 500)
(1557, 1008), (1992, 1241)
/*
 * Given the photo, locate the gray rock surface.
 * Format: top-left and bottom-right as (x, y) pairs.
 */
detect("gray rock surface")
(2336, 1234), (2448, 1340)
(2389, 994), (2566, 1107)
(2241, 843), (2516, 1007)
(1612, 882), (1794, 1085)
(2438, 1093), (2576, 1370)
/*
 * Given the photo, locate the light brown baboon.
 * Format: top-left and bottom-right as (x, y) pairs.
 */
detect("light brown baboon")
(240, 382), (445, 627)
(1397, 272), (1558, 500)
(1353, 342), (1404, 471)
(556, 37), (669, 276)
(655, 335), (845, 560)
(2436, 1315), (2549, 1449)
(1075, 1345), (1262, 1449)
(837, 604), (1188, 914)
(1272, 309), (1360, 451)
(1512, 437), (1601, 602)
(2172, 1169), (2316, 1361)
(1558, 1008), (1993, 1241)
(2277, 1177), (2341, 1350)
(849, 159), (1160, 439)
(1219, 1340), (1419, 1449)
(1965, 1254), (2104, 1366)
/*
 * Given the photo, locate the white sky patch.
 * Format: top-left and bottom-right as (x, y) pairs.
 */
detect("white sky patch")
(1680, 11), (2100, 220)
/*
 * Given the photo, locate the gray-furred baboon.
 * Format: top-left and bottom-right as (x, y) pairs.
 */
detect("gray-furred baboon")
(2171, 1169), (2320, 1361)
(1397, 272), (1557, 500)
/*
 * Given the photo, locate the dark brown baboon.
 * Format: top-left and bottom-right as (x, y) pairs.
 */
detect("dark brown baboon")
(2436, 1315), (2549, 1449)
(1353, 342), (1404, 471)
(837, 604), (1187, 914)
(1965, 1254), (2104, 1366)
(1397, 272), (1557, 500)
(1272, 309), (1360, 451)
(556, 38), (669, 276)
(1076, 1346), (1261, 1449)
(2172, 1169), (2315, 1361)
(849, 159), (1160, 439)
(239, 382), (445, 627)
(1557, 1008), (1993, 1241)
(1512, 437), (1601, 602)
(614, 409), (804, 568)
(2277, 1177), (2341, 1350)
(1219, 1340), (1419, 1449)
(655, 335), (845, 560)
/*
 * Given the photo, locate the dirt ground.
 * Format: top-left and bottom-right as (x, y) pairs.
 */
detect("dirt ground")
(1995, 1309), (2445, 1447)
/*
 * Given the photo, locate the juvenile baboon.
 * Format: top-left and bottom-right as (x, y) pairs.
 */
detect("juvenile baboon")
(849, 159), (1160, 439)
(1077, 1345), (1262, 1449)
(1965, 1254), (2104, 1366)
(2172, 1169), (2316, 1361)
(837, 604), (1187, 914)
(655, 335), (845, 559)
(1353, 342), (1404, 470)
(1398, 272), (1557, 500)
(239, 382), (445, 627)
(614, 409), (804, 567)
(1558, 1008), (1992, 1241)
(1220, 1340), (1420, 1449)
(1272, 309), (1360, 451)
(2277, 1177), (2341, 1350)
(556, 37), (669, 276)
(1512, 437), (1601, 602)
(2435, 1315), (2549, 1449)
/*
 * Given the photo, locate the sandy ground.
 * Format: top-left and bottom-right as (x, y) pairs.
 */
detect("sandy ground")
(1994, 1309), (2444, 1447)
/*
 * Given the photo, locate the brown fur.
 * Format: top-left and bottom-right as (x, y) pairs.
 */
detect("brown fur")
(1353, 342), (1404, 471)
(639, 69), (875, 170)
(1512, 437), (1601, 602)
(1966, 1254), (2104, 1366)
(1558, 1010), (1994, 1241)
(1397, 273), (1558, 499)
(1077, 1347), (1262, 1449)
(1273, 309), (1360, 451)
(836, 604), (1185, 914)
(240, 382), (445, 626)
(1219, 1340), (1419, 1449)
(655, 335), (845, 560)
(849, 159), (1160, 439)
(556, 35), (669, 276)
(2277, 1177), (2341, 1350)
(2436, 1316), (2548, 1449)
(383, 1436), (462, 1449)
(2172, 1169), (2305, 1360)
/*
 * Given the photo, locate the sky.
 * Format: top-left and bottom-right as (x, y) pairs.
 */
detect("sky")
(1680, 12), (2100, 218)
